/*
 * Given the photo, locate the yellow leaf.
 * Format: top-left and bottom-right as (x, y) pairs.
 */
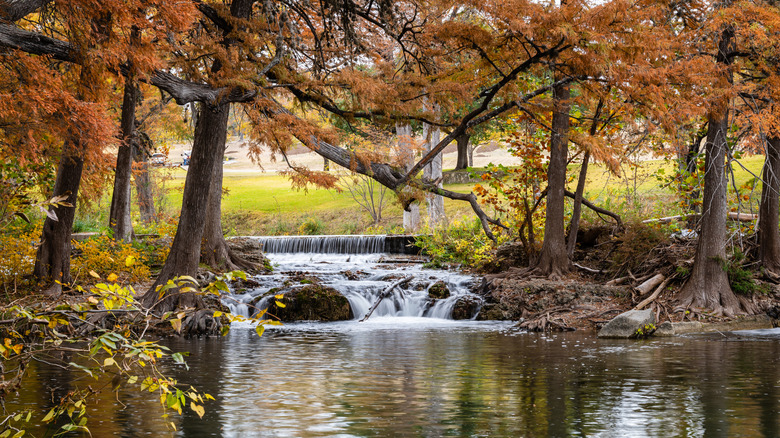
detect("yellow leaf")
(191, 402), (205, 419)
(255, 325), (265, 337)
(88, 297), (99, 304)
(89, 270), (100, 279)
(125, 255), (136, 267)
(170, 319), (182, 334)
(107, 273), (118, 282)
(274, 294), (284, 300)
(213, 311), (222, 318)
(275, 300), (286, 308)
(10, 344), (22, 355)
(127, 375), (138, 384)
(42, 409), (56, 422)
(103, 357), (115, 367)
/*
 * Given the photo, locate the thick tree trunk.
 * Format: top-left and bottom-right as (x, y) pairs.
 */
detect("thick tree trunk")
(201, 116), (257, 272)
(132, 139), (156, 224)
(33, 143), (83, 295)
(759, 136), (780, 274)
(141, 104), (229, 310)
(676, 26), (754, 316)
(455, 132), (470, 170)
(424, 122), (445, 228)
(533, 80), (570, 279)
(108, 77), (137, 242)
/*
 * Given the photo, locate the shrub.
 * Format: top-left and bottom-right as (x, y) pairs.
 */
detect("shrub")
(71, 236), (154, 283)
(0, 225), (41, 291)
(415, 218), (497, 270)
(298, 217), (325, 235)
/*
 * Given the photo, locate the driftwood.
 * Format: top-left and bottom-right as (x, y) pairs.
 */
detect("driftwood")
(605, 276), (630, 286)
(635, 273), (665, 295)
(573, 262), (601, 274)
(634, 277), (672, 310)
(359, 276), (412, 322)
(642, 212), (757, 224)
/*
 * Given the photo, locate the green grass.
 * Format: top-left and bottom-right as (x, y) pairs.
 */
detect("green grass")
(64, 152), (767, 237)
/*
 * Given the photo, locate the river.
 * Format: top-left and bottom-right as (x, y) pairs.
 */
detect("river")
(8, 237), (780, 437)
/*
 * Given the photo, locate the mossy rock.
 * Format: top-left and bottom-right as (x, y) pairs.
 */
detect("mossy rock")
(428, 281), (450, 300)
(451, 295), (482, 320)
(267, 285), (353, 322)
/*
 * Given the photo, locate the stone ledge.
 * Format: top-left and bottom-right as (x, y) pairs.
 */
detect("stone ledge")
(654, 315), (776, 336)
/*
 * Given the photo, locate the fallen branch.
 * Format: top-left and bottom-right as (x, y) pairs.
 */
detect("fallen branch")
(605, 276), (630, 286)
(635, 273), (665, 295)
(564, 189), (623, 228)
(359, 276), (412, 322)
(634, 277), (672, 310)
(573, 262), (601, 274)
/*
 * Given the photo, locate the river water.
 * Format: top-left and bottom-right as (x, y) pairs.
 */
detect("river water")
(9, 239), (780, 437)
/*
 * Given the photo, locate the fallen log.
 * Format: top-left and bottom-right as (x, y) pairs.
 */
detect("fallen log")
(359, 276), (412, 322)
(635, 273), (665, 295)
(642, 212), (757, 224)
(634, 277), (672, 311)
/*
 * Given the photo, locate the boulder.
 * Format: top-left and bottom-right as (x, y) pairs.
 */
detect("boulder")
(428, 281), (450, 300)
(266, 285), (353, 322)
(597, 309), (656, 338)
(451, 296), (482, 320)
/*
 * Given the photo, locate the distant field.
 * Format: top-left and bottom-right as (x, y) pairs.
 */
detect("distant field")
(145, 153), (767, 236)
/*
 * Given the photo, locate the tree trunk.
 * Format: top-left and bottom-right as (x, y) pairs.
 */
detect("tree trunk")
(108, 76), (137, 241)
(201, 120), (257, 272)
(566, 152), (590, 257)
(566, 98), (603, 256)
(397, 122), (420, 232)
(676, 26), (754, 316)
(132, 136), (156, 224)
(759, 136), (780, 274)
(141, 104), (228, 310)
(424, 121), (445, 228)
(33, 143), (83, 295)
(533, 78), (570, 279)
(455, 132), (470, 170)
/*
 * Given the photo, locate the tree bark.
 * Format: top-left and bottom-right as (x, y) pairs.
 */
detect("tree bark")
(424, 121), (445, 228)
(397, 122), (420, 232)
(108, 76), (137, 242)
(533, 78), (570, 279)
(132, 134), (156, 224)
(566, 151), (590, 257)
(141, 104), (228, 310)
(201, 111), (257, 272)
(676, 26), (752, 316)
(33, 143), (83, 295)
(455, 132), (470, 170)
(759, 136), (780, 274)
(566, 98), (603, 256)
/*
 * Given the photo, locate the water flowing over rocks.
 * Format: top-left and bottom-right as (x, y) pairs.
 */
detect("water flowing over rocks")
(224, 236), (483, 321)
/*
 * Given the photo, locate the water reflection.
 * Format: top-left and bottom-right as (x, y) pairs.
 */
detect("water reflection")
(9, 323), (780, 437)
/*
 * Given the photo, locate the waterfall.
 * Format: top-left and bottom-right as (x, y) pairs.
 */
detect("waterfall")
(255, 235), (386, 254)
(227, 236), (481, 320)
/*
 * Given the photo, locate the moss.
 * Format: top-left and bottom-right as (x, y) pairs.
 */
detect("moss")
(266, 285), (353, 321)
(428, 281), (450, 300)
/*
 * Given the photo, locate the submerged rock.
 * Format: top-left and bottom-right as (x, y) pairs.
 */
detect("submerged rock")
(266, 285), (353, 322)
(597, 309), (656, 338)
(451, 296), (482, 320)
(428, 281), (450, 300)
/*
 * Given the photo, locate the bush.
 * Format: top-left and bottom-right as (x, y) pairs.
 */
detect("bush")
(415, 218), (497, 270)
(298, 217), (325, 235)
(72, 236), (157, 283)
(0, 225), (40, 291)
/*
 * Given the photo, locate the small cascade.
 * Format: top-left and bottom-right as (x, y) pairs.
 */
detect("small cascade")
(226, 237), (481, 320)
(255, 235), (386, 254)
